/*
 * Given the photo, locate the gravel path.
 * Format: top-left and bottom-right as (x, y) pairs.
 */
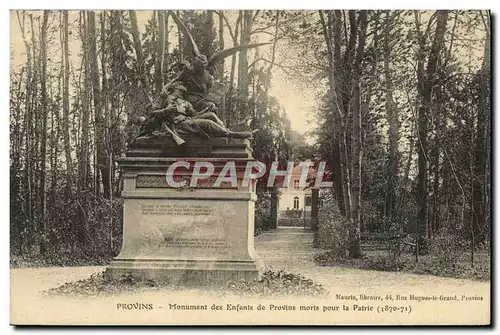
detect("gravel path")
(255, 227), (489, 289)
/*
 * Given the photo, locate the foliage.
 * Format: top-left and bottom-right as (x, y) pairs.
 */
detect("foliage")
(11, 195), (123, 267)
(315, 248), (490, 282)
(278, 218), (304, 227)
(427, 227), (468, 267)
(314, 192), (349, 258)
(294, 10), (490, 262)
(46, 272), (161, 297)
(282, 209), (303, 218)
(223, 270), (327, 297)
(254, 191), (272, 235)
(46, 269), (328, 297)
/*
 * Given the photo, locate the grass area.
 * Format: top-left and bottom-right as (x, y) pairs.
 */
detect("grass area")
(315, 249), (490, 282)
(45, 269), (328, 298)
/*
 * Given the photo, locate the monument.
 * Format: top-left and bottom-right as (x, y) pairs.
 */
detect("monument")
(105, 12), (265, 285)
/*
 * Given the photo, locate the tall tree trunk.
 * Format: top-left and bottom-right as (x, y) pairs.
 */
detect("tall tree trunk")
(217, 11), (226, 123)
(333, 10), (351, 218)
(28, 14), (39, 247)
(39, 10), (49, 255)
(100, 12), (114, 251)
(430, 81), (443, 237)
(203, 11), (214, 56)
(238, 10), (252, 102)
(360, 12), (381, 232)
(30, 14), (41, 222)
(400, 110), (416, 226)
(416, 10), (449, 254)
(348, 10), (368, 258)
(319, 10), (346, 216)
(165, 11), (170, 55)
(155, 10), (165, 94)
(228, 11), (242, 127)
(472, 12), (490, 245)
(264, 11), (280, 95)
(218, 12), (225, 82)
(129, 10), (152, 105)
(88, 11), (110, 199)
(383, 11), (399, 224)
(62, 10), (73, 195)
(129, 10), (144, 66)
(483, 13), (491, 247)
(78, 11), (91, 248)
(51, 25), (63, 246)
(79, 11), (90, 192)
(229, 11), (242, 90)
(17, 11), (33, 247)
(163, 10), (170, 85)
(110, 11), (125, 192)
(177, 11), (183, 62)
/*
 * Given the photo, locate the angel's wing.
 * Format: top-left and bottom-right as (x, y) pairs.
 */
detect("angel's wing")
(207, 43), (271, 70)
(170, 11), (201, 58)
(205, 81), (228, 105)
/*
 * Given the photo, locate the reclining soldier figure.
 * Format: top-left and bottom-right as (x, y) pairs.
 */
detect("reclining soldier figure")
(138, 82), (258, 142)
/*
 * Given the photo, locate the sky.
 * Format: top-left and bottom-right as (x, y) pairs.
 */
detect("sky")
(9, 10), (318, 137)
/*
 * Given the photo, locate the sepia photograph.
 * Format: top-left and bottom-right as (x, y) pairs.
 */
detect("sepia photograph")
(8, 7), (491, 326)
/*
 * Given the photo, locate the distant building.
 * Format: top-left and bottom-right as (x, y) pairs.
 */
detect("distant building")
(277, 164), (315, 226)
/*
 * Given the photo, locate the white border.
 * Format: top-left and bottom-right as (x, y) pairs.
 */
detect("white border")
(5, 0), (496, 10)
(2, 1), (497, 333)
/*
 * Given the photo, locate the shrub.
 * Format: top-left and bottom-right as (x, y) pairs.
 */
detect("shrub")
(223, 270), (328, 297)
(47, 270), (328, 298)
(428, 227), (464, 267)
(315, 193), (349, 259)
(10, 193), (123, 268)
(255, 191), (272, 235)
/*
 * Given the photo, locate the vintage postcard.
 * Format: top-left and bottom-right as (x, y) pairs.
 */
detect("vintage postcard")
(9, 9), (491, 326)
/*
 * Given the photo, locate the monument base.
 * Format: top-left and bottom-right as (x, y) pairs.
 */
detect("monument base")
(105, 138), (263, 286)
(106, 259), (263, 285)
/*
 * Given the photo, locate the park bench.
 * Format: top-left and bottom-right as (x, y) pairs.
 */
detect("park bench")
(374, 233), (416, 254)
(361, 232), (417, 254)
(388, 234), (416, 254)
(400, 234), (416, 254)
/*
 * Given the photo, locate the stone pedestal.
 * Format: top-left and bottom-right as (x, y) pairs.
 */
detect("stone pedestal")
(105, 136), (263, 285)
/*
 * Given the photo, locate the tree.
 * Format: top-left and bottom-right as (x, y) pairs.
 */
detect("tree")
(471, 10), (490, 246)
(154, 10), (165, 94)
(129, 10), (151, 105)
(88, 11), (111, 199)
(217, 11), (226, 119)
(383, 11), (399, 223)
(348, 11), (368, 257)
(238, 10), (253, 102)
(62, 11), (73, 195)
(415, 10), (449, 253)
(318, 10), (347, 217)
(319, 10), (369, 257)
(39, 10), (49, 255)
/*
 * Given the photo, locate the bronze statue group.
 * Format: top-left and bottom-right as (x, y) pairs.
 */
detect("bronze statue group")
(138, 12), (265, 144)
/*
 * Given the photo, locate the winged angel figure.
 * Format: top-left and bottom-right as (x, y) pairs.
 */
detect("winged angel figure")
(167, 11), (269, 114)
(137, 12), (268, 144)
